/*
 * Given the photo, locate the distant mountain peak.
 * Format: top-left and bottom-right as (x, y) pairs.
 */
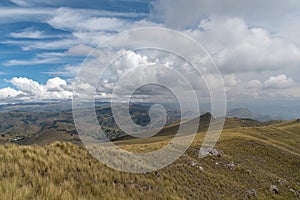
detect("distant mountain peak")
(200, 112), (213, 119)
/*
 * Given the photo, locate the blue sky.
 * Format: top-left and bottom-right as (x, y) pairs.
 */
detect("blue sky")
(0, 0), (151, 87)
(0, 0), (300, 118)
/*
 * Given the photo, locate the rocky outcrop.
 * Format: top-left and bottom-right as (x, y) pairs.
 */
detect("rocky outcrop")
(198, 147), (224, 157)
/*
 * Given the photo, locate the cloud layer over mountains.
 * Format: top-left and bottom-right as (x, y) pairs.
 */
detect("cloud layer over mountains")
(0, 0), (300, 104)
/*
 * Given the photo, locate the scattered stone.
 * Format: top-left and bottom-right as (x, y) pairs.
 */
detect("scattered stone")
(215, 162), (219, 165)
(246, 189), (257, 197)
(113, 180), (123, 188)
(224, 161), (236, 170)
(126, 183), (137, 189)
(278, 179), (286, 185)
(154, 171), (161, 178)
(186, 160), (204, 171)
(209, 148), (223, 157)
(189, 147), (199, 154)
(142, 184), (153, 191)
(189, 160), (197, 167)
(270, 185), (279, 194)
(143, 172), (150, 175)
(26, 180), (33, 187)
(289, 189), (299, 197)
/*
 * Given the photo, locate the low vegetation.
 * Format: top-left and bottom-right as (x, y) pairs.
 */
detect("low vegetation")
(0, 120), (299, 199)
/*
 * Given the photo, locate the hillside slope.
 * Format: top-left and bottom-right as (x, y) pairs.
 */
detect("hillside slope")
(0, 120), (299, 199)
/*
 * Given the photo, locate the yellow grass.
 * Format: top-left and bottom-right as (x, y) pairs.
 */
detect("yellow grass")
(0, 120), (299, 199)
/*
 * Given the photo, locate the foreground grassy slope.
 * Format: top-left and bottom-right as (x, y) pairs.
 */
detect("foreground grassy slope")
(0, 120), (299, 199)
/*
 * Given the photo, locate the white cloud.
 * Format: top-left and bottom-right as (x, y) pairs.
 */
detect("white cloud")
(47, 8), (130, 32)
(224, 74), (300, 100)
(10, 77), (45, 96)
(152, 0), (300, 29)
(44, 64), (81, 77)
(10, 30), (48, 39)
(0, 87), (24, 99)
(247, 80), (262, 89)
(186, 17), (300, 74)
(2, 1), (300, 104)
(71, 31), (112, 46)
(4, 49), (86, 66)
(4, 39), (79, 51)
(68, 44), (94, 56)
(0, 7), (53, 23)
(1, 77), (74, 101)
(264, 74), (295, 89)
(224, 74), (239, 87)
(45, 77), (67, 90)
(152, 0), (300, 49)
(10, 0), (31, 7)
(4, 58), (60, 66)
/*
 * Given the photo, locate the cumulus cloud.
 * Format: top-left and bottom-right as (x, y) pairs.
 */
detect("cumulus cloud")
(45, 77), (67, 91)
(186, 17), (300, 74)
(10, 77), (45, 96)
(247, 80), (262, 89)
(0, 77), (73, 101)
(0, 87), (24, 99)
(224, 74), (239, 87)
(245, 80), (262, 98)
(264, 74), (295, 89)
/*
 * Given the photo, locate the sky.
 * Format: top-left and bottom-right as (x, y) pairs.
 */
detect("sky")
(0, 0), (300, 118)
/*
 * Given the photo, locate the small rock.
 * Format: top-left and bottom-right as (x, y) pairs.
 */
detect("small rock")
(154, 171), (161, 178)
(208, 148), (223, 157)
(224, 161), (236, 170)
(127, 183), (137, 189)
(189, 147), (199, 154)
(26, 180), (33, 187)
(270, 185), (279, 194)
(189, 160), (197, 167)
(289, 188), (299, 197)
(215, 162), (219, 165)
(198, 166), (204, 171)
(278, 179), (286, 185)
(246, 189), (257, 197)
(142, 184), (153, 191)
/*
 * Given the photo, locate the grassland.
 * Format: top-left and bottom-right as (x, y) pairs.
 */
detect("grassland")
(0, 119), (299, 199)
